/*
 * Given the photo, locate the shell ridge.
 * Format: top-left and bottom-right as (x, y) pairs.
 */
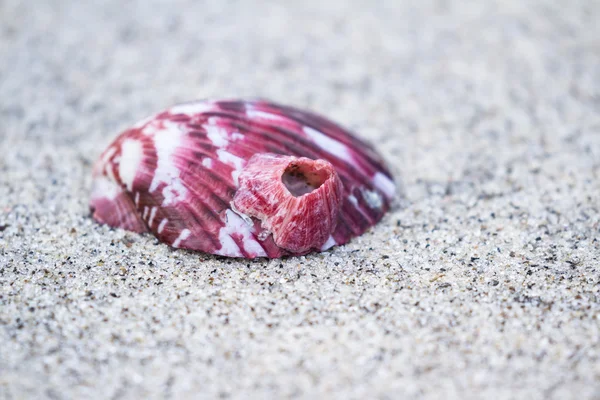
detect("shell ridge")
(280, 109), (394, 179)
(265, 102), (380, 155)
(174, 153), (238, 199)
(258, 102), (385, 162)
(91, 187), (148, 233)
(172, 150), (238, 194)
(137, 175), (225, 252)
(170, 201), (223, 251)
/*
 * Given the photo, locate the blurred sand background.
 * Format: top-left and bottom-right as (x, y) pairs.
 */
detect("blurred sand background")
(1, 0), (599, 398)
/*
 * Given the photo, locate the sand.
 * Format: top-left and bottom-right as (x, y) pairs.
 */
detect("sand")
(1, 0), (599, 398)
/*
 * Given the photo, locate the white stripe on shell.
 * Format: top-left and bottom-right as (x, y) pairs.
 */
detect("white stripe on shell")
(320, 235), (337, 251)
(303, 126), (354, 164)
(90, 175), (121, 201)
(172, 228), (191, 248)
(372, 172), (396, 200)
(245, 109), (284, 121)
(168, 102), (215, 115)
(202, 158), (213, 168)
(148, 121), (189, 206)
(118, 139), (144, 191)
(157, 218), (168, 234)
(204, 124), (229, 147)
(215, 209), (267, 258)
(161, 178), (187, 206)
(361, 188), (383, 210)
(348, 192), (376, 220)
(148, 207), (157, 228)
(216, 150), (246, 186)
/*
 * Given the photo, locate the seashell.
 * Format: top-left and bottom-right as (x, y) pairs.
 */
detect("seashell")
(90, 99), (396, 258)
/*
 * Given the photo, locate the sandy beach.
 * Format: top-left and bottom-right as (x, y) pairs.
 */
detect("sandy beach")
(1, 0), (599, 398)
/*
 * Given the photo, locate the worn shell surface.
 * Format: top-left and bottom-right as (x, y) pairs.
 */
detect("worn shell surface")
(90, 99), (396, 258)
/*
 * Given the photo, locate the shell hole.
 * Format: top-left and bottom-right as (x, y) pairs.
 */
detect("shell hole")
(282, 161), (330, 197)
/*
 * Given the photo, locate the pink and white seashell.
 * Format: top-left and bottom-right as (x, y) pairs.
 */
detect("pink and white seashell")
(90, 100), (396, 258)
